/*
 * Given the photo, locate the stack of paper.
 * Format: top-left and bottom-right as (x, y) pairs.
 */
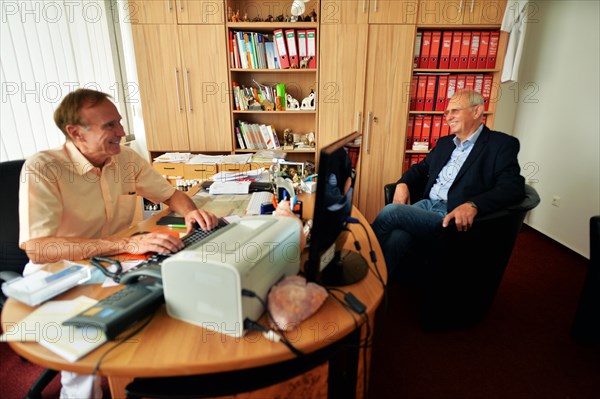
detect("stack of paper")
(187, 154), (223, 164)
(211, 168), (267, 182)
(153, 153), (192, 163)
(1, 296), (107, 362)
(208, 181), (252, 195)
(220, 154), (253, 164)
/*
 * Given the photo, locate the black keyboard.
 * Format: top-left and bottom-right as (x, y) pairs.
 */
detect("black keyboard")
(200, 180), (274, 192)
(127, 218), (229, 271)
(63, 279), (164, 339)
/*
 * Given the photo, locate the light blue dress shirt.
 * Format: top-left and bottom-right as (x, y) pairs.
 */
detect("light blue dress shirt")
(429, 124), (484, 201)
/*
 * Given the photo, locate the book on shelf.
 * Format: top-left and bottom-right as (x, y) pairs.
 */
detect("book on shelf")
(237, 120), (282, 150)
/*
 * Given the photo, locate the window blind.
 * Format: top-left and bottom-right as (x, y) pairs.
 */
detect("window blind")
(1, 0), (130, 161)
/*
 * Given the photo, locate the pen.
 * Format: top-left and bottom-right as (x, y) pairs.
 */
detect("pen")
(291, 195), (297, 208)
(271, 194), (278, 209)
(167, 224), (187, 229)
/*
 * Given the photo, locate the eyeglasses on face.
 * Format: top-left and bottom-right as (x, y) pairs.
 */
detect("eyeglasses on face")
(443, 105), (476, 116)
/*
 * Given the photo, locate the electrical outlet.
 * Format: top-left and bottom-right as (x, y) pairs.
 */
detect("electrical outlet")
(552, 195), (561, 207)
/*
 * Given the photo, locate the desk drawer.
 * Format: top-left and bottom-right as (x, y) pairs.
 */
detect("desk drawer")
(219, 163), (252, 172)
(153, 162), (184, 176)
(184, 164), (218, 180)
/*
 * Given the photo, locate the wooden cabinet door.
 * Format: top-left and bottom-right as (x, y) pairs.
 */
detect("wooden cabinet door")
(179, 25), (232, 151)
(318, 24), (368, 147)
(132, 25), (189, 151)
(321, 0), (369, 24)
(368, 0), (419, 24)
(418, 0), (506, 25)
(358, 24), (416, 222)
(129, 0), (177, 24)
(321, 0), (418, 24)
(176, 0), (225, 24)
(463, 0), (507, 24)
(417, 0), (464, 25)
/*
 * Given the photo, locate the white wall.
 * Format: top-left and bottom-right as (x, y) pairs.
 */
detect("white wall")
(494, 1), (600, 258)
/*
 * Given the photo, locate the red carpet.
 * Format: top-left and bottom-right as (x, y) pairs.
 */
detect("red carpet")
(2, 225), (598, 398)
(369, 225), (600, 398)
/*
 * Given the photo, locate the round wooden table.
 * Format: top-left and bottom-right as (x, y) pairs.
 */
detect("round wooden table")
(2, 192), (386, 398)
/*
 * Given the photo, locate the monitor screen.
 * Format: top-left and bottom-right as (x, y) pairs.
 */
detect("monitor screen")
(305, 131), (369, 286)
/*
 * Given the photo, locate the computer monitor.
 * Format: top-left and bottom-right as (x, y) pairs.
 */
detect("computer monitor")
(305, 131), (369, 286)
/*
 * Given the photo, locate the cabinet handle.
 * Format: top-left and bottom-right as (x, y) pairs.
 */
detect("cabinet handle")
(470, 0), (474, 13)
(185, 68), (193, 112)
(178, 0), (183, 13)
(459, 0), (463, 14)
(373, 0), (378, 13)
(174, 68), (183, 112)
(167, 0), (172, 13)
(356, 112), (362, 133)
(362, 0), (367, 14)
(365, 112), (372, 154)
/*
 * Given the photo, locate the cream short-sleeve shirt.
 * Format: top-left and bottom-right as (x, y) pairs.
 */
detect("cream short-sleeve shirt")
(19, 141), (176, 245)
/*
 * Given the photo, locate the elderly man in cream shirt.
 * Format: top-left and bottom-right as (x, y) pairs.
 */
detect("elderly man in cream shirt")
(19, 88), (218, 398)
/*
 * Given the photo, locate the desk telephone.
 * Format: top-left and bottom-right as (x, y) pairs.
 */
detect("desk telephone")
(62, 257), (164, 338)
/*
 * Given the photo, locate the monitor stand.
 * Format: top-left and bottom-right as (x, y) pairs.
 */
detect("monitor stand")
(316, 249), (369, 287)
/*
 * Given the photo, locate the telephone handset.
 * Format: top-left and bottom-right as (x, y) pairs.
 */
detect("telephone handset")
(90, 257), (162, 284)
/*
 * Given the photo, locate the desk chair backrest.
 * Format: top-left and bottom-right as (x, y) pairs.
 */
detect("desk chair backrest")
(0, 159), (29, 274)
(571, 215), (600, 342)
(0, 159), (61, 398)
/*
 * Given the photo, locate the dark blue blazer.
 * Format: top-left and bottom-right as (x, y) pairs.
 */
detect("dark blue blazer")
(399, 125), (525, 216)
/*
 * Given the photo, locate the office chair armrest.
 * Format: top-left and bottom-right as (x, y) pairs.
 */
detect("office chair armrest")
(384, 183), (396, 205)
(0, 270), (21, 283)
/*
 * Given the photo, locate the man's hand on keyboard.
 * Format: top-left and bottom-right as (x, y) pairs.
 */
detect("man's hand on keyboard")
(184, 209), (219, 233)
(125, 232), (185, 255)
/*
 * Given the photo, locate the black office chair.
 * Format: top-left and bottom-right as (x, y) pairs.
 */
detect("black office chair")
(0, 159), (59, 399)
(383, 183), (541, 331)
(571, 215), (600, 343)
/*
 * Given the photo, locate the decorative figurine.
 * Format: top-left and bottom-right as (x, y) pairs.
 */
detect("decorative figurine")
(283, 129), (295, 150)
(300, 90), (316, 110)
(309, 8), (317, 22)
(231, 10), (241, 22)
(261, 99), (274, 111)
(275, 14), (285, 22)
(305, 132), (316, 147)
(291, 0), (309, 21)
(286, 93), (300, 110)
(266, 14), (274, 22)
(299, 56), (310, 69)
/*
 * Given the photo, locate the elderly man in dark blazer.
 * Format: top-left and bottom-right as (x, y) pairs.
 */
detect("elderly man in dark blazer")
(372, 89), (525, 275)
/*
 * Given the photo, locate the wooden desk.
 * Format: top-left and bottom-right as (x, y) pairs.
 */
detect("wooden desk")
(2, 192), (386, 398)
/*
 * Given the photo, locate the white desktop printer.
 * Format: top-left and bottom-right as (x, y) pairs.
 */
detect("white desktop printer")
(161, 216), (301, 337)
